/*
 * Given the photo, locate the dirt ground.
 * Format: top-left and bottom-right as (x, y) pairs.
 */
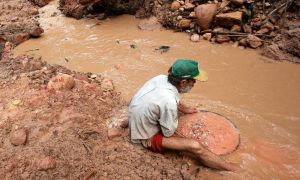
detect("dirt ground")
(0, 0), (298, 179)
(1, 43), (218, 179)
(0, 1), (220, 178)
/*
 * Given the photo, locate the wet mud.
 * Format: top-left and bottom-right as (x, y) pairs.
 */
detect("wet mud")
(0, 0), (46, 58)
(0, 45), (205, 179)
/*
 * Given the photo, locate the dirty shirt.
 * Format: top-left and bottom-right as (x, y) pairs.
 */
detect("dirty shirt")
(128, 75), (180, 143)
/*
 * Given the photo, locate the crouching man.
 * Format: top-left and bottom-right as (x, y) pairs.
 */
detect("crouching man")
(128, 59), (240, 171)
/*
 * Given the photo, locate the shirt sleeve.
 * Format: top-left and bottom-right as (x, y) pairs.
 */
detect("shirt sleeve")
(158, 102), (178, 137)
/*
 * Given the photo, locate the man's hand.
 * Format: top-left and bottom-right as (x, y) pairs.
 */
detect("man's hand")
(178, 102), (198, 114)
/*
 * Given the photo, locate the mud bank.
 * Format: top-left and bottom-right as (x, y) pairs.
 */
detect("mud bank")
(0, 0), (50, 59)
(59, 0), (300, 63)
(1, 44), (213, 179)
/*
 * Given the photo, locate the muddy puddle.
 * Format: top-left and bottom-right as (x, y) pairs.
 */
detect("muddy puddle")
(13, 1), (300, 179)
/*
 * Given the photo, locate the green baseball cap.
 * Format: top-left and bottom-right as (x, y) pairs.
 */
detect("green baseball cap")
(171, 59), (208, 81)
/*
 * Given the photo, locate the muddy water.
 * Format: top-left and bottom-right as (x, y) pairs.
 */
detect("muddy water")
(13, 1), (300, 179)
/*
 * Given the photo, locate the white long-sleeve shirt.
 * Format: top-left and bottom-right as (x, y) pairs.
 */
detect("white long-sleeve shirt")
(128, 75), (180, 143)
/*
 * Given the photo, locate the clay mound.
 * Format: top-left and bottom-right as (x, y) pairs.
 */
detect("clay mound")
(176, 111), (240, 155)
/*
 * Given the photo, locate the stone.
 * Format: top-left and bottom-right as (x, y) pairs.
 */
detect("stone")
(184, 2), (195, 10)
(30, 27), (44, 37)
(189, 11), (196, 18)
(216, 35), (231, 43)
(177, 15), (183, 20)
(107, 127), (123, 140)
(10, 129), (27, 146)
(233, 41), (239, 47)
(243, 24), (252, 33)
(29, 8), (39, 15)
(231, 24), (241, 32)
(178, 19), (191, 29)
(215, 11), (243, 27)
(37, 157), (56, 171)
(13, 33), (29, 45)
(231, 0), (244, 6)
(90, 74), (97, 79)
(171, 1), (181, 11)
(195, 4), (217, 30)
(202, 33), (212, 41)
(101, 78), (114, 91)
(190, 34), (200, 42)
(79, 0), (93, 5)
(239, 38), (248, 47)
(138, 16), (162, 31)
(247, 35), (263, 48)
(256, 28), (269, 34)
(261, 22), (274, 31)
(265, 2), (271, 7)
(47, 74), (75, 91)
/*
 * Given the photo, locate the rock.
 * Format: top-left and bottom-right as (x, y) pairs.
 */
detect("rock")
(261, 22), (274, 31)
(184, 2), (195, 10)
(107, 127), (123, 140)
(21, 59), (44, 71)
(195, 4), (217, 30)
(37, 157), (56, 171)
(239, 38), (248, 47)
(13, 33), (30, 45)
(79, 0), (93, 5)
(31, 0), (51, 7)
(231, 24), (241, 32)
(257, 28), (269, 34)
(62, 4), (85, 19)
(233, 41), (239, 47)
(101, 78), (114, 91)
(189, 11), (196, 18)
(177, 16), (183, 20)
(29, 8), (39, 15)
(30, 27), (44, 37)
(47, 74), (75, 91)
(10, 129), (27, 146)
(243, 24), (252, 33)
(171, 1), (181, 11)
(216, 35), (231, 43)
(178, 19), (191, 29)
(190, 34), (200, 42)
(247, 35), (263, 48)
(138, 16), (162, 31)
(203, 33), (212, 41)
(215, 11), (243, 27)
(90, 74), (97, 79)
(231, 0), (243, 6)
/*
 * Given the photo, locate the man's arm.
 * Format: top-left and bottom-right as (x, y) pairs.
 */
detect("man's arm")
(178, 101), (198, 114)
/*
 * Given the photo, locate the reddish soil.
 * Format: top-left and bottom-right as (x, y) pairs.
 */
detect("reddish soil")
(0, 44), (215, 179)
(0, 1), (241, 178)
(0, 0), (297, 178)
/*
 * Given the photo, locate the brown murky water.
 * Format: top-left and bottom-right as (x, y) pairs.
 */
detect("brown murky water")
(13, 1), (300, 179)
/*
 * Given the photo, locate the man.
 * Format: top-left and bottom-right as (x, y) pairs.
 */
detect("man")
(128, 59), (240, 171)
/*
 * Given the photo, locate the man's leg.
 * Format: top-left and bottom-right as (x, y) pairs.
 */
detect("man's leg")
(162, 136), (240, 172)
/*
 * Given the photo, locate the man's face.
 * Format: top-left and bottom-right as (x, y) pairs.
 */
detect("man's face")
(179, 79), (196, 93)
